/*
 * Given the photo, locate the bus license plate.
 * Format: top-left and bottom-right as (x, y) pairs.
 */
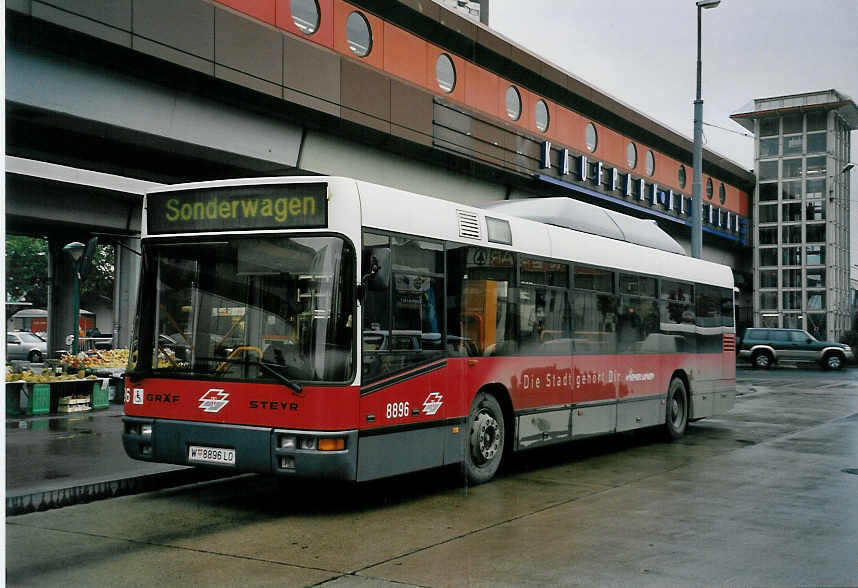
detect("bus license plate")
(188, 445), (236, 466)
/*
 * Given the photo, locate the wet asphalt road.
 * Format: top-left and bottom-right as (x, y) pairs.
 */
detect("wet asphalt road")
(6, 367), (858, 587)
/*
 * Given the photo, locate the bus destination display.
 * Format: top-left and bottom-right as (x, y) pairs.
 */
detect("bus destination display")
(147, 183), (328, 234)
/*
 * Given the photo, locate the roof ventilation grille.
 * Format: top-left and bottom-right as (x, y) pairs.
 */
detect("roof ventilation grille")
(457, 210), (482, 240)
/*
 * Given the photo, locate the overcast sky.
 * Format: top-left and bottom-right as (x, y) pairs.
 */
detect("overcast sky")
(489, 0), (858, 275)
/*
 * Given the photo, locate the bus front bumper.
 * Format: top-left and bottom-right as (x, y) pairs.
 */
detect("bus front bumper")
(122, 417), (359, 480)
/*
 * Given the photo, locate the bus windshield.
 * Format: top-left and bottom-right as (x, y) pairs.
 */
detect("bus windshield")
(133, 236), (355, 384)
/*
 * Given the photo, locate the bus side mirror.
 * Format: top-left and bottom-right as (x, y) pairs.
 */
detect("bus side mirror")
(361, 248), (390, 292)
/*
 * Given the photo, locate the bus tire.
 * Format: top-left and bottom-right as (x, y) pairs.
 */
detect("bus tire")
(464, 392), (505, 485)
(664, 377), (688, 441)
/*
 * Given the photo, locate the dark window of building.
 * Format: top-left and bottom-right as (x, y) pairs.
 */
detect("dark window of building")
(806, 245), (825, 265)
(806, 156), (826, 178)
(782, 202), (802, 222)
(291, 0), (320, 34)
(759, 183), (777, 202)
(645, 150), (655, 176)
(759, 137), (779, 158)
(705, 177), (713, 199)
(759, 248), (777, 267)
(759, 227), (778, 245)
(535, 100), (549, 133)
(627, 142), (638, 169)
(782, 291), (801, 310)
(807, 292), (826, 311)
(806, 132), (826, 153)
(782, 246), (801, 266)
(759, 117), (779, 137)
(586, 123), (598, 152)
(806, 268), (825, 289)
(783, 158), (802, 178)
(782, 269), (801, 288)
(807, 313), (826, 339)
(806, 111), (827, 132)
(346, 11), (372, 57)
(760, 292), (777, 309)
(436, 54), (456, 93)
(782, 225), (802, 244)
(505, 86), (522, 121)
(805, 224), (825, 243)
(806, 179), (825, 199)
(783, 134), (802, 155)
(783, 113), (802, 134)
(678, 164), (685, 187)
(781, 181), (801, 200)
(759, 270), (778, 288)
(759, 160), (778, 181)
(759, 204), (778, 223)
(806, 199), (825, 221)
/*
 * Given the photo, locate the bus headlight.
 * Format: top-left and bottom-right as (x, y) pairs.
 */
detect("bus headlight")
(141, 424), (153, 437)
(279, 435), (296, 449)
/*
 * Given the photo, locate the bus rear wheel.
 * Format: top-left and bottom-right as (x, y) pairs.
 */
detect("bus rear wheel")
(664, 378), (688, 441)
(464, 392), (505, 485)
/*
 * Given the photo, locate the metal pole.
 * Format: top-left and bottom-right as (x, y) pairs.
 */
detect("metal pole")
(72, 265), (81, 355)
(691, 4), (704, 259)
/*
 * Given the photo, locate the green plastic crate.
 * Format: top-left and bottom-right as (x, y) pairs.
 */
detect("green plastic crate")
(91, 380), (109, 409)
(28, 383), (51, 415)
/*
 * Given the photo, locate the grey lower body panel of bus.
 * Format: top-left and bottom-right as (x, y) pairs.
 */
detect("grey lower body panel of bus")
(122, 417), (466, 482)
(123, 417), (359, 480)
(516, 395), (669, 450)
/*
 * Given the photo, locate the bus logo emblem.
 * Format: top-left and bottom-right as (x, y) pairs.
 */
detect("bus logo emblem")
(199, 389), (229, 413)
(423, 392), (443, 415)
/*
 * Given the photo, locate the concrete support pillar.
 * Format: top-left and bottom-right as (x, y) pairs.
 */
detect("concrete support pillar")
(114, 237), (141, 349)
(46, 235), (81, 358)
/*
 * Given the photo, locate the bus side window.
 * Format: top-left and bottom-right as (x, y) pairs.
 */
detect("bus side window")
(446, 245), (517, 357)
(361, 233), (391, 383)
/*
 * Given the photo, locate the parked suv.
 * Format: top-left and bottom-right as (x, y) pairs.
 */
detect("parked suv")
(738, 328), (853, 370)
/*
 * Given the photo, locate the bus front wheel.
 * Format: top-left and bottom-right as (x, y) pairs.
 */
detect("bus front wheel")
(664, 378), (688, 441)
(464, 392), (505, 484)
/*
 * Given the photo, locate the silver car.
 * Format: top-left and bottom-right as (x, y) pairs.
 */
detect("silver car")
(6, 331), (48, 363)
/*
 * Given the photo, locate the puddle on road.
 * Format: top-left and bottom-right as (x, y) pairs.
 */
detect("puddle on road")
(8, 416), (99, 437)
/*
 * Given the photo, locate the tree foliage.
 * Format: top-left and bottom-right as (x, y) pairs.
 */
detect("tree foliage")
(6, 236), (49, 308)
(5, 236), (114, 309)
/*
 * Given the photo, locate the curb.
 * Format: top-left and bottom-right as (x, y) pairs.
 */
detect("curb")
(6, 469), (237, 516)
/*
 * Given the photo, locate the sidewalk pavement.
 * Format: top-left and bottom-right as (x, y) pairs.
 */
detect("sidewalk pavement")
(5, 403), (229, 515)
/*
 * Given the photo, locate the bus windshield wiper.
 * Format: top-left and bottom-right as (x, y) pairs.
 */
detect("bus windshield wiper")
(200, 356), (303, 394)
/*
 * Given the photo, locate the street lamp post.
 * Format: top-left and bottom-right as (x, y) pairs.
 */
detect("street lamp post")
(691, 0), (720, 259)
(63, 241), (86, 355)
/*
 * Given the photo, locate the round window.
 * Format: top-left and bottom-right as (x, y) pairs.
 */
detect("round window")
(585, 123), (598, 152)
(435, 54), (456, 93)
(706, 177), (713, 199)
(346, 11), (372, 57)
(291, 0), (320, 34)
(535, 100), (549, 133)
(626, 142), (637, 169)
(505, 86), (521, 121)
(678, 165), (686, 189)
(719, 183), (726, 204)
(645, 150), (655, 176)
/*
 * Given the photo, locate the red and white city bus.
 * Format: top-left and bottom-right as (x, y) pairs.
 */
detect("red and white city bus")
(123, 177), (736, 484)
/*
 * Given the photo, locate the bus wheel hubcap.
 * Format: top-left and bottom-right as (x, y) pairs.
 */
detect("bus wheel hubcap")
(472, 411), (500, 463)
(670, 395), (683, 427)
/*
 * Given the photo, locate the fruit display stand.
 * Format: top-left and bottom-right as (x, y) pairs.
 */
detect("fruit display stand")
(6, 376), (111, 415)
